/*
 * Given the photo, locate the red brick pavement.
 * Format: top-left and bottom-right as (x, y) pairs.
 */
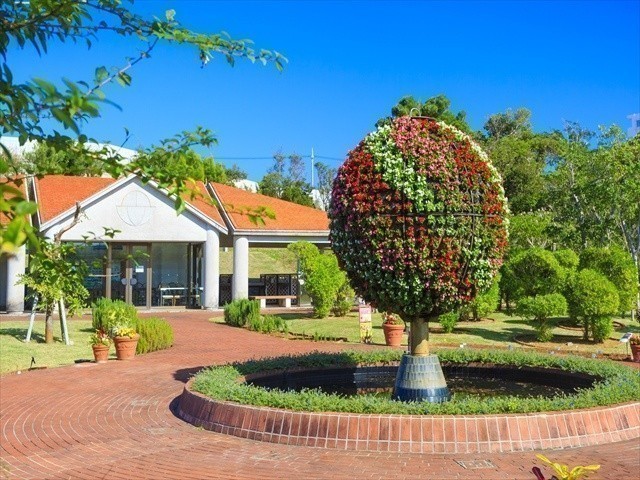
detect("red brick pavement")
(1, 310), (639, 479)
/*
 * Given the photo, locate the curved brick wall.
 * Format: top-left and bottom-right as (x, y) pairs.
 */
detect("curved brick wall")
(177, 380), (640, 453)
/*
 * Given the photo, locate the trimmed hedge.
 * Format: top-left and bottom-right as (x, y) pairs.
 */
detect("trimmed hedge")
(135, 317), (174, 354)
(193, 349), (640, 415)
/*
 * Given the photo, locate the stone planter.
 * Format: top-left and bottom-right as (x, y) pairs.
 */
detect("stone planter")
(631, 344), (640, 363)
(92, 344), (110, 363)
(382, 323), (404, 347)
(113, 334), (139, 360)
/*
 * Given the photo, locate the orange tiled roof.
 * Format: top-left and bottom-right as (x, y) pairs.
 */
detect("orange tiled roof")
(183, 181), (225, 227)
(210, 182), (329, 231)
(35, 175), (226, 227)
(1, 176), (29, 226)
(35, 176), (116, 224)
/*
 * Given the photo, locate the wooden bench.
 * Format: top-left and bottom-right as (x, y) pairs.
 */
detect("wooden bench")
(250, 295), (297, 308)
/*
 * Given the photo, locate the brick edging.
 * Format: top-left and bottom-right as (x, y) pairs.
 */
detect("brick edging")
(177, 380), (640, 453)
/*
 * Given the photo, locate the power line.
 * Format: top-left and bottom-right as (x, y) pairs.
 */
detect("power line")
(215, 154), (344, 163)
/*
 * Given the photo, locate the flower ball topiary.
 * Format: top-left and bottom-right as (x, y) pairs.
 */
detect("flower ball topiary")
(329, 116), (508, 319)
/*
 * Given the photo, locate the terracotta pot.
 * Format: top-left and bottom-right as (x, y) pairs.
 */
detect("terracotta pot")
(631, 344), (640, 363)
(113, 334), (140, 360)
(92, 344), (110, 363)
(382, 323), (405, 347)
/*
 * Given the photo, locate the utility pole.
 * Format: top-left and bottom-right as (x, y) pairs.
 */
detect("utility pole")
(310, 147), (315, 188)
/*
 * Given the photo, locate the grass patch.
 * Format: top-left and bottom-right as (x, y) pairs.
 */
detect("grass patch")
(0, 317), (101, 374)
(250, 311), (640, 356)
(192, 349), (640, 415)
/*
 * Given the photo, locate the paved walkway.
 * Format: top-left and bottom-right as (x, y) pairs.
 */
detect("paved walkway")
(1, 311), (638, 479)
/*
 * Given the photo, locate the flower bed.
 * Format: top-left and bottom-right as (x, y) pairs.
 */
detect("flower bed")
(191, 350), (639, 415)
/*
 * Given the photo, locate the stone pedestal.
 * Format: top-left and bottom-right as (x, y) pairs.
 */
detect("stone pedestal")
(392, 354), (450, 403)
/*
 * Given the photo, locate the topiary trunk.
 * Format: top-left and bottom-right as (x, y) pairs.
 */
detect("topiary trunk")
(408, 315), (436, 356)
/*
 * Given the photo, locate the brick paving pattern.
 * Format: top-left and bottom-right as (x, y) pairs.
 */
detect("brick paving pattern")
(1, 310), (639, 479)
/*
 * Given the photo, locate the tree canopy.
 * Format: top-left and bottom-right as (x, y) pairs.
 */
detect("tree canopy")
(0, 0), (286, 255)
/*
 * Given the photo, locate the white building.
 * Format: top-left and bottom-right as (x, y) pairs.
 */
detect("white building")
(1, 175), (329, 312)
(628, 113), (640, 138)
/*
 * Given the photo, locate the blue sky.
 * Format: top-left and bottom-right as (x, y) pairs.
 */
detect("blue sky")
(11, 0), (640, 181)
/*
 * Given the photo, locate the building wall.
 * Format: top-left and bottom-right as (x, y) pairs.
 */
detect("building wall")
(42, 178), (216, 243)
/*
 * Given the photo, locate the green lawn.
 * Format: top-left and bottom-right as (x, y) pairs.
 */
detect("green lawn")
(0, 317), (102, 374)
(256, 311), (640, 358)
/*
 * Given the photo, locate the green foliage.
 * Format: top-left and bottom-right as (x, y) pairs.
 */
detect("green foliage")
(502, 248), (566, 301)
(553, 249), (579, 271)
(331, 282), (354, 317)
(20, 240), (89, 342)
(223, 299), (260, 327)
(515, 294), (567, 342)
(507, 212), (556, 251)
(0, 0), (286, 256)
(378, 94), (472, 133)
(136, 148), (227, 184)
(16, 142), (104, 176)
(91, 298), (138, 333)
(135, 317), (174, 354)
(460, 274), (500, 321)
(288, 242), (348, 318)
(579, 247), (638, 314)
(259, 153), (314, 207)
(193, 349), (640, 415)
(566, 269), (619, 343)
(438, 311), (459, 333)
(248, 314), (289, 335)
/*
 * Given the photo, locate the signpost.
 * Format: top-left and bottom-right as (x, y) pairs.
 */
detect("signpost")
(359, 305), (372, 343)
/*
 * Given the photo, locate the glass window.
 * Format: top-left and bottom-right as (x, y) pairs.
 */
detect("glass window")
(74, 242), (108, 304)
(151, 244), (189, 307)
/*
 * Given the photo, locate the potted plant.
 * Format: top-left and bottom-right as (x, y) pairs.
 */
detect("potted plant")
(630, 334), (640, 362)
(111, 325), (140, 361)
(90, 328), (111, 363)
(381, 312), (405, 347)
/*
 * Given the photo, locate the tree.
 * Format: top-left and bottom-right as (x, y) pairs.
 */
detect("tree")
(459, 274), (501, 322)
(579, 247), (638, 315)
(483, 108), (532, 140)
(1, 0), (286, 256)
(515, 293), (567, 342)
(136, 148), (227, 184)
(19, 206), (90, 343)
(288, 241), (348, 318)
(330, 116), (508, 359)
(377, 94), (472, 134)
(259, 152), (314, 207)
(501, 248), (567, 301)
(566, 269), (619, 342)
(13, 142), (104, 176)
(314, 161), (336, 211)
(224, 164), (248, 183)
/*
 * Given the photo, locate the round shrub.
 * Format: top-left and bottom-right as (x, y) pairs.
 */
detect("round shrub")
(504, 248), (566, 300)
(438, 311), (459, 333)
(579, 247), (638, 314)
(329, 117), (508, 319)
(553, 249), (579, 271)
(566, 269), (619, 342)
(515, 293), (567, 342)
